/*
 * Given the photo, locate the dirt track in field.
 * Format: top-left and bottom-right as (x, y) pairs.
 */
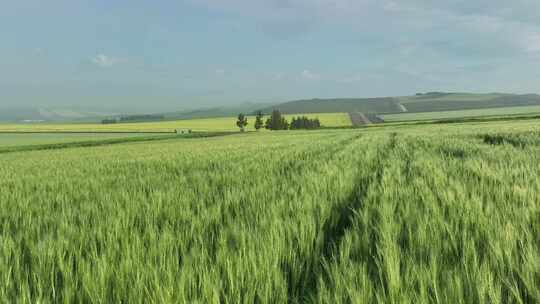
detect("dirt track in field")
(349, 112), (372, 126)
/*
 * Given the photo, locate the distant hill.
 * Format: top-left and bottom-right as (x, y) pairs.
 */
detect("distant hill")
(0, 102), (276, 123)
(258, 93), (540, 115)
(162, 102), (276, 120)
(258, 97), (404, 114)
(399, 93), (540, 113)
(0, 107), (119, 123)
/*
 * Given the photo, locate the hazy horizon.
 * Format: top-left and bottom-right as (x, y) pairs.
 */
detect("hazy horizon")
(3, 1), (540, 112)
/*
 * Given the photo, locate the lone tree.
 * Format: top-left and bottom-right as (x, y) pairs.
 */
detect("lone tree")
(236, 113), (248, 132)
(254, 111), (264, 131)
(265, 109), (289, 130)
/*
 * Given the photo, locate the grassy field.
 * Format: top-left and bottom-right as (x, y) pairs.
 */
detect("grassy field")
(381, 105), (540, 122)
(0, 113), (351, 133)
(1, 119), (539, 303)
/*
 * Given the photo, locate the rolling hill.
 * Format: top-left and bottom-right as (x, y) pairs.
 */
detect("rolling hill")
(257, 97), (404, 115)
(0, 102), (276, 123)
(162, 102), (276, 120)
(258, 93), (540, 116)
(0, 107), (120, 123)
(399, 93), (540, 112)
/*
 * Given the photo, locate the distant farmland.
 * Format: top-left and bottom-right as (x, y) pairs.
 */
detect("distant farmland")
(398, 93), (540, 113)
(382, 105), (540, 122)
(0, 113), (351, 133)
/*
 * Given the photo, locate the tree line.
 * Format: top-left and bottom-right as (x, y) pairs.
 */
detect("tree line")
(236, 110), (322, 132)
(102, 114), (165, 124)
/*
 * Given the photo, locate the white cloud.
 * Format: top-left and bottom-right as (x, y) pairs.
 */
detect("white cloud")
(33, 47), (44, 55)
(460, 15), (504, 34)
(301, 70), (321, 80)
(273, 73), (284, 80)
(523, 33), (540, 53)
(455, 15), (540, 54)
(338, 74), (364, 84)
(92, 54), (125, 68)
(191, 0), (540, 57)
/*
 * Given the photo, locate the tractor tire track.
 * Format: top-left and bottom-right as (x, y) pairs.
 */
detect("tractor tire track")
(295, 133), (398, 303)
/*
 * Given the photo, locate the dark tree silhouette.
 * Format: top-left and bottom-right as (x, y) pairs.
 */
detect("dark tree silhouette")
(236, 113), (248, 132)
(254, 111), (264, 131)
(265, 110), (289, 130)
(290, 116), (322, 130)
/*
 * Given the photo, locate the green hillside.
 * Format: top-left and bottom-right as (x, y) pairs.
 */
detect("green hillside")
(163, 102), (276, 120)
(0, 107), (118, 123)
(382, 105), (540, 122)
(0, 103), (277, 123)
(258, 97), (403, 114)
(398, 93), (540, 112)
(259, 93), (540, 116)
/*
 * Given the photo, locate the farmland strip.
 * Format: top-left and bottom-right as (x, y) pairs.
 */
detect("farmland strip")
(348, 112), (372, 126)
(0, 132), (232, 154)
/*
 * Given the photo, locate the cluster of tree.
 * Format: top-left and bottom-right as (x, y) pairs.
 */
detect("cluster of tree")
(175, 129), (192, 134)
(101, 114), (165, 124)
(119, 114), (165, 122)
(236, 110), (322, 132)
(264, 110), (289, 130)
(289, 116), (321, 130)
(101, 119), (118, 124)
(236, 111), (265, 132)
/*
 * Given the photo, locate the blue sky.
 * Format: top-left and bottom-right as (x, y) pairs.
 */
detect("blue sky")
(2, 0), (540, 111)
